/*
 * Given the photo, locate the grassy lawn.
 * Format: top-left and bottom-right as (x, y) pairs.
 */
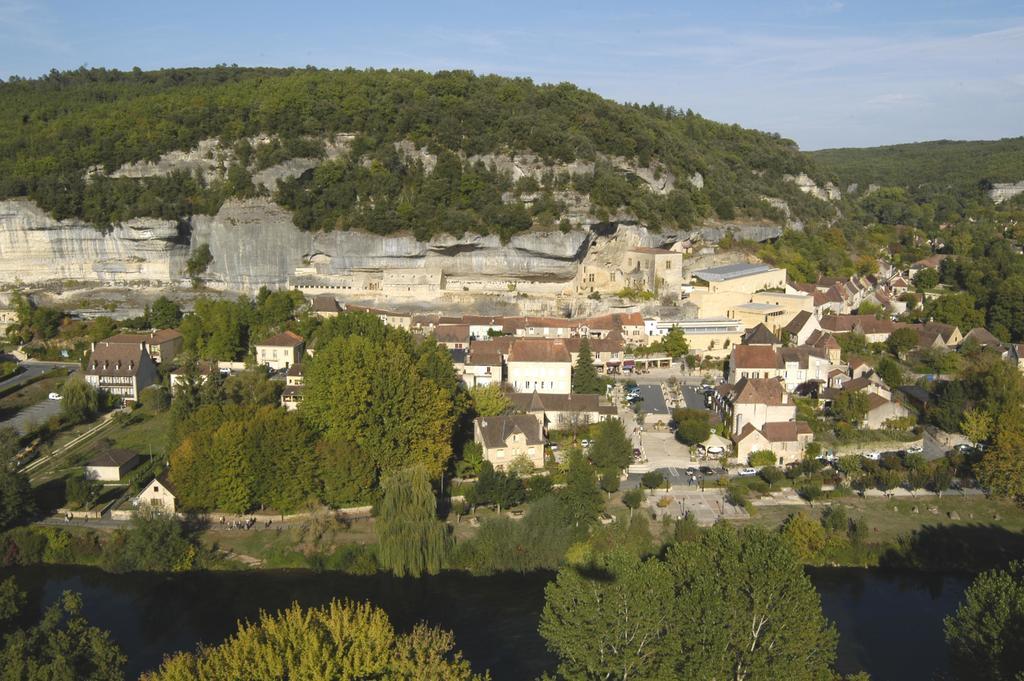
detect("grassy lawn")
(736, 493), (1024, 545)
(202, 516), (378, 568)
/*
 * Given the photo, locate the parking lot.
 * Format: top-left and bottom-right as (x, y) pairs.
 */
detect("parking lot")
(2, 397), (63, 435)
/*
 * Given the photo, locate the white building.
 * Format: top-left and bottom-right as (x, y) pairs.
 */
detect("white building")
(506, 339), (572, 394)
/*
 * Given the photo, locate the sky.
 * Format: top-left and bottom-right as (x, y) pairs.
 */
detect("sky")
(0, 0), (1022, 150)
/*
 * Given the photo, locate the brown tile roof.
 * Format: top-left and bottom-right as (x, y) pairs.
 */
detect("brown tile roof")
(475, 415), (544, 449)
(468, 337), (515, 357)
(508, 339), (571, 363)
(761, 421), (813, 442)
(434, 324), (470, 344)
(778, 347), (828, 369)
(563, 336), (624, 354)
(731, 345), (780, 370)
(85, 342), (152, 377)
(865, 394), (892, 412)
(583, 312), (644, 329)
(286, 363), (304, 377)
(509, 392), (604, 414)
(311, 294), (340, 313)
(467, 349), (504, 367)
(731, 378), (787, 406)
(807, 329), (840, 350)
(258, 330), (304, 348)
(964, 327), (1002, 347)
(105, 329), (182, 345)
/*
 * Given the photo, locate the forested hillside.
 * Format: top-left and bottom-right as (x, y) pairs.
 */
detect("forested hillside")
(808, 138), (1024, 199)
(0, 66), (833, 238)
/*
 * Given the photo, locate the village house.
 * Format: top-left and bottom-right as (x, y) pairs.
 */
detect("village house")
(137, 474), (178, 513)
(509, 391), (617, 433)
(104, 329), (184, 364)
(733, 421), (814, 466)
(169, 361), (218, 395)
(473, 414), (546, 470)
(433, 324), (471, 350)
(461, 346), (505, 388)
(504, 316), (577, 339)
(506, 339), (572, 394)
(819, 315), (898, 343)
(281, 363), (304, 411)
(623, 247), (683, 292)
(347, 304), (413, 331)
(255, 330), (304, 370)
(580, 312), (646, 344)
(0, 293), (15, 335)
(781, 310), (820, 346)
(806, 330), (842, 363)
(916, 322), (962, 350)
(863, 393), (911, 429)
(742, 323), (781, 347)
(84, 341), (159, 402)
(309, 294), (341, 318)
(564, 334), (624, 373)
(720, 377), (797, 433)
(728, 345), (784, 383)
(85, 449), (139, 482)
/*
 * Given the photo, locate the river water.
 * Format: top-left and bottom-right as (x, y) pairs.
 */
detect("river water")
(0, 565), (968, 681)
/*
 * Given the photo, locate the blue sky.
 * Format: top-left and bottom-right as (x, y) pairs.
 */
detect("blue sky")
(1, 0), (1021, 149)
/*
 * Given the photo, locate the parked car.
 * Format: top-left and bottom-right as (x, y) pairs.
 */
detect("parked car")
(685, 467), (698, 476)
(581, 439), (591, 448)
(699, 466), (715, 475)
(738, 468), (758, 476)
(863, 451), (881, 461)
(48, 392), (62, 400)
(905, 445), (923, 455)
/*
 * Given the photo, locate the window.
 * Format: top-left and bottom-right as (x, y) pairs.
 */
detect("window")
(665, 261), (671, 270)
(153, 486), (159, 493)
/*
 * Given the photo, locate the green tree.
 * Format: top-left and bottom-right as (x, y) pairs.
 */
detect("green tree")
(672, 408), (710, 446)
(141, 599), (483, 681)
(944, 561), (1024, 681)
(886, 327), (919, 359)
(562, 450), (603, 527)
(659, 328), (689, 359)
(748, 450), (776, 467)
(61, 376), (100, 423)
(875, 356), (906, 388)
(960, 408), (993, 445)
(977, 405), (1024, 503)
(469, 383), (512, 417)
(302, 334), (455, 479)
(0, 590), (126, 681)
(665, 524), (838, 680)
(925, 292), (986, 330)
(622, 488), (644, 519)
(65, 475), (100, 509)
(781, 512), (827, 564)
(572, 338), (604, 394)
(149, 295), (182, 329)
(589, 419), (632, 472)
(912, 267), (939, 291)
(186, 243), (214, 278)
(0, 463), (34, 530)
(832, 390), (870, 425)
(376, 465), (448, 577)
(540, 551), (674, 680)
(600, 470), (620, 498)
(104, 508), (198, 572)
(640, 471), (666, 492)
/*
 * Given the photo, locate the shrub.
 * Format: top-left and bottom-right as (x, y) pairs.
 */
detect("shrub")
(748, 450), (776, 467)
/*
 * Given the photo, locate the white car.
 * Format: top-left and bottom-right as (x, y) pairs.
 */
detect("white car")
(581, 439), (591, 448)
(905, 446), (923, 455)
(738, 468), (758, 476)
(863, 451), (881, 461)
(48, 392), (62, 400)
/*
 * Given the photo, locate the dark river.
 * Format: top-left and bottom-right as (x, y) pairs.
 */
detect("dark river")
(0, 565), (968, 681)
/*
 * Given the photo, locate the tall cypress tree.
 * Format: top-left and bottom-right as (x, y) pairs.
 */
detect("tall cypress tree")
(572, 337), (603, 394)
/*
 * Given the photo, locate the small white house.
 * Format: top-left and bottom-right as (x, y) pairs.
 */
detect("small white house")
(85, 449), (139, 482)
(255, 331), (305, 370)
(137, 474), (177, 513)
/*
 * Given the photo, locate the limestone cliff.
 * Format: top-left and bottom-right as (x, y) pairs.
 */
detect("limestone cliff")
(0, 197), (783, 293)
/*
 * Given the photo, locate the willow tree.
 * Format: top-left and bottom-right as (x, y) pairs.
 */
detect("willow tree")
(141, 599), (484, 681)
(376, 465), (448, 577)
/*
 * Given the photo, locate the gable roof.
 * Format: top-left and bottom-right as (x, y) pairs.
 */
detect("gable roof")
(509, 391), (604, 414)
(963, 327), (1003, 348)
(761, 421), (813, 442)
(508, 339), (571, 363)
(475, 415), (544, 449)
(782, 310), (814, 336)
(819, 314), (896, 335)
(104, 329), (182, 345)
(731, 345), (779, 370)
(743, 323), (779, 346)
(85, 341), (152, 377)
(258, 330), (304, 348)
(434, 324), (470, 343)
(731, 377), (788, 406)
(311, 294), (340, 313)
(87, 449), (138, 468)
(153, 473), (177, 497)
